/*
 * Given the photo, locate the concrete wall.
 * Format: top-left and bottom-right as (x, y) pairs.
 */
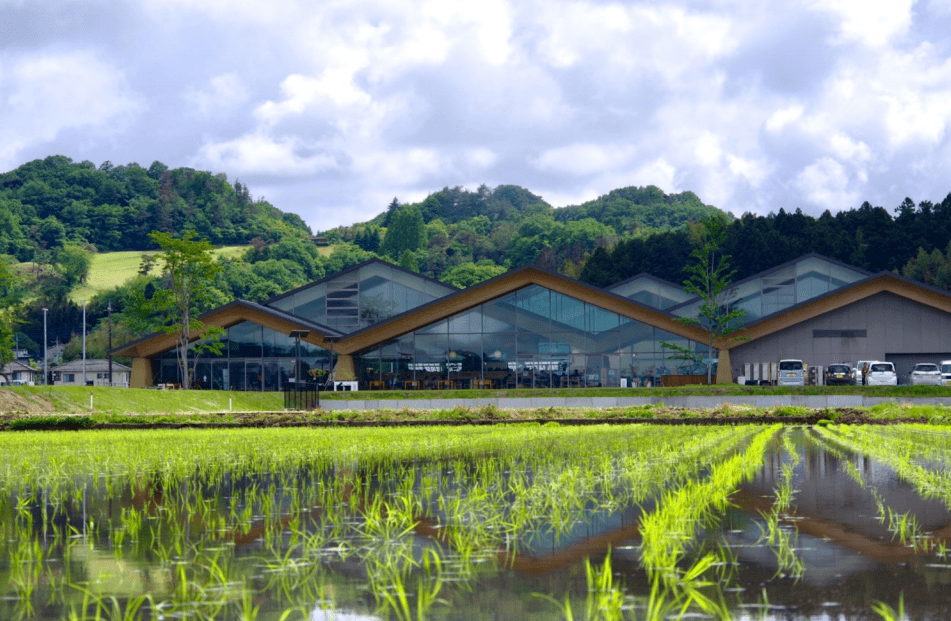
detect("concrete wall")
(730, 292), (951, 382)
(320, 394), (951, 411)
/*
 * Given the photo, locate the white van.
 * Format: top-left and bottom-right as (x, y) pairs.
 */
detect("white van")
(777, 359), (805, 386)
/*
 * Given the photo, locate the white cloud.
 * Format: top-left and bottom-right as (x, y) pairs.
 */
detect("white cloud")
(353, 148), (446, 185)
(631, 158), (678, 193)
(829, 131), (871, 163)
(810, 0), (915, 46)
(766, 105), (805, 132)
(195, 132), (339, 176)
(533, 144), (636, 176)
(0, 50), (143, 168)
(8, 0), (951, 231)
(794, 157), (859, 209)
(465, 148), (498, 170)
(184, 73), (249, 118)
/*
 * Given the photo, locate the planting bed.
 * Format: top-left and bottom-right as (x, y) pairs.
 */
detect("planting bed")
(1, 424), (951, 619)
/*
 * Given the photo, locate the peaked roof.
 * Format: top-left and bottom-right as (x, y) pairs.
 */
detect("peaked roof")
(263, 257), (457, 307)
(667, 252), (872, 317)
(335, 263), (710, 355)
(722, 270), (951, 349)
(112, 299), (343, 359)
(52, 359), (132, 373)
(1, 360), (36, 374)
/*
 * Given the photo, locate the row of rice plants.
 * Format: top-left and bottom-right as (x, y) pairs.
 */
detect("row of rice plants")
(0, 424), (765, 620)
(811, 425), (951, 555)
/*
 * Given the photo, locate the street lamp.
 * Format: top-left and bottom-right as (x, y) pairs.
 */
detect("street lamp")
(288, 330), (310, 410)
(42, 308), (48, 386)
(288, 330), (310, 384)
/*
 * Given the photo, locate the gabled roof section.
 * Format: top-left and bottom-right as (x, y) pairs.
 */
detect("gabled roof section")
(722, 270), (951, 349)
(111, 300), (343, 359)
(669, 253), (872, 324)
(606, 272), (693, 310)
(263, 258), (457, 307)
(1, 360), (36, 374)
(52, 359), (132, 373)
(336, 264), (710, 355)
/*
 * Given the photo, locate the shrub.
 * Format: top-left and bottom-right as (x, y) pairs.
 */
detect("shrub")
(8, 416), (96, 431)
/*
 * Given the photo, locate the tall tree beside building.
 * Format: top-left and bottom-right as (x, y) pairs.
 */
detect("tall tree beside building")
(126, 230), (224, 389)
(670, 215), (747, 384)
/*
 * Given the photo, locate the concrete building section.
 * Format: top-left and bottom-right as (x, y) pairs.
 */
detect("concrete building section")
(729, 291), (951, 382)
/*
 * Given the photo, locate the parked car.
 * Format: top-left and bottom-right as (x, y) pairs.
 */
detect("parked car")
(866, 362), (898, 386)
(853, 360), (877, 385)
(941, 360), (951, 386)
(909, 363), (942, 386)
(825, 363), (854, 386)
(777, 359), (805, 386)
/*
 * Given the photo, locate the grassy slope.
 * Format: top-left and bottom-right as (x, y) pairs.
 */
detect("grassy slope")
(7, 385), (281, 414)
(67, 246), (250, 302)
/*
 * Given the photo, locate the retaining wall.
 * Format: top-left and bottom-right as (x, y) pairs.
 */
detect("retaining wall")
(319, 395), (951, 411)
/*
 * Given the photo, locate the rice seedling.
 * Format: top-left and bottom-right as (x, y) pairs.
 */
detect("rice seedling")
(8, 422), (922, 620)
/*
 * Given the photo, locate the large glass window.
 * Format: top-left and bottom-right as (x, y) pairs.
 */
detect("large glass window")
(355, 285), (704, 389)
(266, 261), (456, 333)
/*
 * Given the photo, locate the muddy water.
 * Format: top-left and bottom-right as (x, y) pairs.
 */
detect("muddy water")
(4, 427), (951, 620)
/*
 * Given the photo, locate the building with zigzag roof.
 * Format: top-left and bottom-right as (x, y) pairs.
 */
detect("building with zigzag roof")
(113, 255), (951, 389)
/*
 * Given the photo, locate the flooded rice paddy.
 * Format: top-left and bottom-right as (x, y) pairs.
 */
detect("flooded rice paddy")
(2, 423), (951, 620)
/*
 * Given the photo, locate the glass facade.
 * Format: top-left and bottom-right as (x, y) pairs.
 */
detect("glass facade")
(151, 321), (331, 390)
(671, 256), (868, 324)
(265, 262), (455, 334)
(608, 275), (694, 310)
(355, 284), (705, 389)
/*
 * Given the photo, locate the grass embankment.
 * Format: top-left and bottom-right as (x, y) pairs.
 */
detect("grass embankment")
(1, 385), (950, 430)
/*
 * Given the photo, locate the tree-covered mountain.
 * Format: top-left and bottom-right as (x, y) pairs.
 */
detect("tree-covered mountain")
(11, 155), (951, 366)
(579, 198), (951, 288)
(0, 155), (311, 261)
(332, 183), (725, 279)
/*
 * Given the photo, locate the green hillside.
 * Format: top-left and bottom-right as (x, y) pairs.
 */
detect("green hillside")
(68, 246), (250, 303)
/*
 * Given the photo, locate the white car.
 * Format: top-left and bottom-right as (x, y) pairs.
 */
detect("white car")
(909, 363), (942, 386)
(941, 360), (951, 386)
(866, 362), (898, 386)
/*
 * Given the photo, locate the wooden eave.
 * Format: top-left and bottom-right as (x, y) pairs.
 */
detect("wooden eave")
(112, 301), (339, 359)
(720, 273), (951, 350)
(337, 266), (710, 355)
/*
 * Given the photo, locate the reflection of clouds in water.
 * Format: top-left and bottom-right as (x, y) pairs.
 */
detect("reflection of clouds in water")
(312, 609), (381, 621)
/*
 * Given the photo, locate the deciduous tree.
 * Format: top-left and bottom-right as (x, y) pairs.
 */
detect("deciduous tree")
(126, 230), (224, 389)
(664, 215), (747, 384)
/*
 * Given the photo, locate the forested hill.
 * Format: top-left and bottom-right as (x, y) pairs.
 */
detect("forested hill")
(334, 183), (725, 281)
(364, 184), (720, 234)
(580, 197), (951, 289)
(0, 155), (311, 261)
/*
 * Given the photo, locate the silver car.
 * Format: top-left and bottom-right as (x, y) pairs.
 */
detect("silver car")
(909, 363), (942, 386)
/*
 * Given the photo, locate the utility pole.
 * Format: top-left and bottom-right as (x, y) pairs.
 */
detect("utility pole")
(42, 308), (48, 385)
(81, 299), (86, 387)
(107, 302), (113, 387)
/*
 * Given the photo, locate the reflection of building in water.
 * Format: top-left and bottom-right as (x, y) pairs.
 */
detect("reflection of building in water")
(114, 254), (951, 390)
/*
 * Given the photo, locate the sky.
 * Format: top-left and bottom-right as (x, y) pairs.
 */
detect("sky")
(3, 0), (951, 232)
